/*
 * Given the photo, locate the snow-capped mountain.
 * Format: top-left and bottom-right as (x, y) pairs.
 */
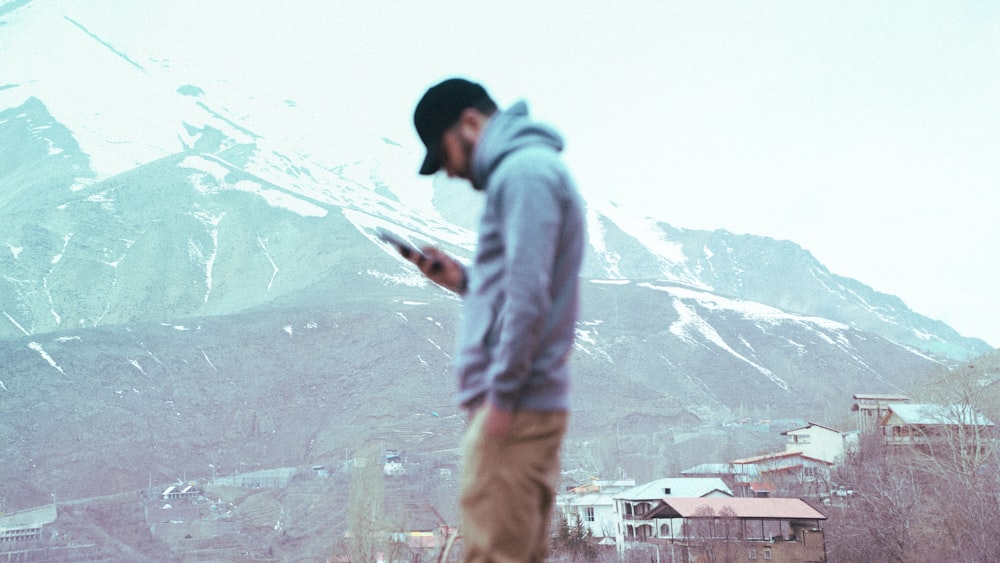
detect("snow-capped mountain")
(0, 2), (993, 548)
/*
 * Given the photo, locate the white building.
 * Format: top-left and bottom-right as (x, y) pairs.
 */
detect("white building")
(556, 478), (636, 540)
(780, 421), (846, 464)
(0, 504), (58, 542)
(161, 484), (200, 501)
(613, 477), (733, 548)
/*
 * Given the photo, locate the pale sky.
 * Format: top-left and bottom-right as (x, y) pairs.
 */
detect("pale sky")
(18, 1), (1000, 347)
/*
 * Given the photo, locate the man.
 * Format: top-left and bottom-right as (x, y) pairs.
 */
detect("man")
(409, 78), (585, 562)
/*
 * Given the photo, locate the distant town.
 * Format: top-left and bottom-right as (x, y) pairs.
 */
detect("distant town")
(2, 392), (996, 562)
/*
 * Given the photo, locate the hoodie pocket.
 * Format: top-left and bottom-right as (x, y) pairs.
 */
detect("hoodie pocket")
(459, 293), (503, 358)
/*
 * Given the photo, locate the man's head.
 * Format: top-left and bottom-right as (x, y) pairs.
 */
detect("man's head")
(414, 78), (497, 178)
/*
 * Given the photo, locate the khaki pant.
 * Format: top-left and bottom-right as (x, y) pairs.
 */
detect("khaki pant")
(459, 408), (568, 563)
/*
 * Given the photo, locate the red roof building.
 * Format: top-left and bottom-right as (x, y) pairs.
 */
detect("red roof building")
(643, 497), (828, 563)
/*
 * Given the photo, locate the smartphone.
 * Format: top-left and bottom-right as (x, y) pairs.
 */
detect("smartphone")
(377, 228), (442, 273)
(377, 228), (423, 260)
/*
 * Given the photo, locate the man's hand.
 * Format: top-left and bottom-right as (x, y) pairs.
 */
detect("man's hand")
(408, 246), (467, 294)
(483, 403), (514, 438)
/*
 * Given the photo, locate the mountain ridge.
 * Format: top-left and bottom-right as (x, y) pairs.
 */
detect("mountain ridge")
(0, 92), (988, 360)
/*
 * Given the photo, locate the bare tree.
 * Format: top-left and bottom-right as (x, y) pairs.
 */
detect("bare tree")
(683, 506), (741, 563)
(345, 442), (387, 563)
(827, 354), (1000, 562)
(827, 430), (924, 562)
(909, 361), (1000, 561)
(910, 363), (998, 480)
(926, 460), (1000, 563)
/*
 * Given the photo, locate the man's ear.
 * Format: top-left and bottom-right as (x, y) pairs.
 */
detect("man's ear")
(456, 108), (488, 142)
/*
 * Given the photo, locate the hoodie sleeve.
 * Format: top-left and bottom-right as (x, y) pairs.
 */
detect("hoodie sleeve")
(484, 148), (566, 411)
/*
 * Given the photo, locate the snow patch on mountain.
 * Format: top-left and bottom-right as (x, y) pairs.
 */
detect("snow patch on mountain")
(575, 320), (615, 364)
(366, 270), (428, 288)
(128, 358), (147, 376)
(187, 210), (224, 303)
(28, 341), (64, 374)
(591, 200), (709, 287)
(257, 236), (280, 292)
(3, 311), (29, 335)
(181, 155), (230, 183)
(668, 297), (790, 390)
(585, 206), (624, 278)
(1, 3), (288, 180)
(643, 283), (848, 332)
(236, 180), (327, 218)
(83, 190), (116, 212)
(181, 155), (328, 218)
(595, 201), (685, 263)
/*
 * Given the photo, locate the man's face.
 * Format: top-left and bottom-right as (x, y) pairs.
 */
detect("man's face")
(439, 122), (475, 180)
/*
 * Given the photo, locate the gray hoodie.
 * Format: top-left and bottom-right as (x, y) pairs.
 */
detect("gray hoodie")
(455, 101), (585, 412)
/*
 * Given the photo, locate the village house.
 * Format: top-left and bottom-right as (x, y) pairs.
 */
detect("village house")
(879, 403), (995, 459)
(780, 421), (846, 465)
(680, 463), (765, 498)
(682, 447), (837, 500)
(556, 478), (636, 541)
(852, 393), (911, 432)
(730, 452), (833, 498)
(384, 450), (406, 477)
(161, 484), (200, 502)
(387, 526), (454, 558)
(612, 477), (733, 548)
(0, 504), (57, 543)
(641, 497), (827, 563)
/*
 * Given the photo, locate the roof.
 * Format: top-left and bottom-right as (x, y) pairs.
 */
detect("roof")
(568, 479), (636, 494)
(680, 463), (762, 479)
(730, 451), (833, 466)
(616, 478), (733, 501)
(162, 485), (199, 495)
(853, 393), (911, 401)
(883, 403), (994, 426)
(780, 421), (841, 436)
(559, 491), (616, 507)
(0, 505), (57, 530)
(645, 497), (827, 521)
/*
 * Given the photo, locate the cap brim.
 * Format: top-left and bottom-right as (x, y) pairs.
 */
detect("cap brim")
(419, 141), (441, 175)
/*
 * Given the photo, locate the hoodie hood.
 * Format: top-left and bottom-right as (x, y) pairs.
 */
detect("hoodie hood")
(470, 101), (564, 190)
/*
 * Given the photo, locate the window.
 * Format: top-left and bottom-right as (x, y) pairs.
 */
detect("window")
(748, 549), (757, 560)
(584, 507), (595, 522)
(763, 548), (772, 560)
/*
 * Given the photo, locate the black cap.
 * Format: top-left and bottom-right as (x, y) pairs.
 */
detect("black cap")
(413, 78), (490, 175)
